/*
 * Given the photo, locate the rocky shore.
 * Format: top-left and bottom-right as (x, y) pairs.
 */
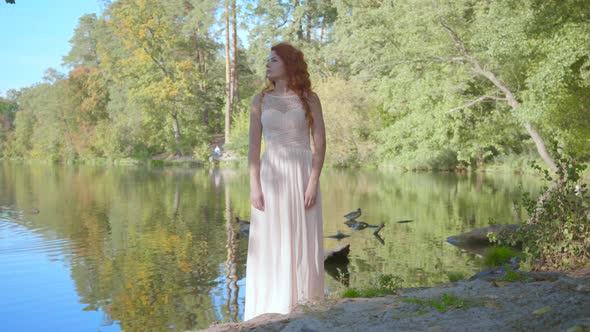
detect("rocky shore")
(200, 268), (590, 332)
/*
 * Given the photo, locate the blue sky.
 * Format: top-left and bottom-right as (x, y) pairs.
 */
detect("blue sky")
(0, 1), (251, 98)
(0, 1), (103, 96)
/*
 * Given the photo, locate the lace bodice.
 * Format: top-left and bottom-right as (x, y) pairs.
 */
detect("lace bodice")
(260, 93), (311, 151)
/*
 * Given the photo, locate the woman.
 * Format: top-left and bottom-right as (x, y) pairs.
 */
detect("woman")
(244, 42), (327, 321)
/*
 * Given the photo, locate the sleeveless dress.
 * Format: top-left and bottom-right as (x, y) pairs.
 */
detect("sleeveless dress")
(243, 93), (325, 321)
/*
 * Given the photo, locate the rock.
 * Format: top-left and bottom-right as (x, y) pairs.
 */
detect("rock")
(532, 305), (553, 315)
(201, 273), (590, 332)
(447, 224), (520, 247)
(562, 318), (590, 332)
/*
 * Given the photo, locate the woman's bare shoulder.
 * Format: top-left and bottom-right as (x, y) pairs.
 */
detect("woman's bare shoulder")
(250, 93), (265, 112)
(250, 93), (261, 104)
(306, 90), (320, 103)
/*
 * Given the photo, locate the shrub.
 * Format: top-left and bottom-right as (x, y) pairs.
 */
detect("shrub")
(447, 272), (465, 282)
(483, 246), (520, 267)
(495, 141), (589, 271)
(193, 141), (212, 165)
(341, 273), (403, 298)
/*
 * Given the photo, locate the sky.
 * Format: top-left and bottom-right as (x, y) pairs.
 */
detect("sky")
(0, 0), (251, 98)
(0, 1), (104, 96)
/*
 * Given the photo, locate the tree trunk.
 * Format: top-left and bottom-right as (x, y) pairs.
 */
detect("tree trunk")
(192, 32), (208, 128)
(306, 9), (311, 41)
(439, 17), (558, 172)
(172, 112), (182, 156)
(320, 17), (325, 44)
(294, 0), (303, 40)
(231, 0), (240, 114)
(224, 0), (232, 144)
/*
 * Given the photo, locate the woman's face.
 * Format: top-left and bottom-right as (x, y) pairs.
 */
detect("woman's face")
(266, 50), (286, 80)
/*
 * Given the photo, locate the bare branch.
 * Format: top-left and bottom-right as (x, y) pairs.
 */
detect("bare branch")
(439, 16), (520, 107)
(438, 14), (557, 171)
(439, 16), (472, 60)
(446, 95), (508, 114)
(430, 56), (467, 63)
(142, 46), (171, 78)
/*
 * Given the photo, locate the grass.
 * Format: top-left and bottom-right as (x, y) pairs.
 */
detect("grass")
(342, 287), (390, 298)
(447, 272), (465, 282)
(496, 265), (534, 282)
(400, 292), (475, 313)
(338, 272), (404, 299)
(500, 267), (523, 281)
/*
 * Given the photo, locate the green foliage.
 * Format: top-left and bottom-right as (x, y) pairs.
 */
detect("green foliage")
(225, 103), (252, 158)
(341, 273), (403, 298)
(498, 265), (531, 282)
(495, 141), (590, 270)
(2, 1), (221, 162)
(62, 14), (101, 68)
(401, 293), (470, 313)
(333, 0), (590, 170)
(3, 0), (590, 170)
(0, 96), (17, 152)
(377, 273), (404, 293)
(314, 76), (379, 168)
(192, 141), (212, 165)
(483, 246), (519, 267)
(447, 272), (465, 282)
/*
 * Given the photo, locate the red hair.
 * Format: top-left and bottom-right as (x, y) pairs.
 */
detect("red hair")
(260, 42), (315, 128)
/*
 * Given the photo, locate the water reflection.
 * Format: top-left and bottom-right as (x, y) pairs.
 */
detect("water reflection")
(0, 162), (541, 330)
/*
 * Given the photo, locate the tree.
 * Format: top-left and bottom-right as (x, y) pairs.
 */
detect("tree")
(104, 0), (218, 156)
(224, 0), (233, 144)
(62, 14), (102, 69)
(332, 0), (590, 170)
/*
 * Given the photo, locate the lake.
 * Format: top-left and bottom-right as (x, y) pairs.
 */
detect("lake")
(0, 161), (542, 331)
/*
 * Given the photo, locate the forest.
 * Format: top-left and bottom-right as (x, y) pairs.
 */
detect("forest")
(0, 0), (589, 172)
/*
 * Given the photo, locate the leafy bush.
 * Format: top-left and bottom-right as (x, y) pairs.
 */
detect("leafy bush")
(447, 272), (465, 282)
(498, 265), (529, 282)
(193, 141), (212, 165)
(483, 246), (520, 267)
(495, 143), (589, 271)
(341, 273), (403, 298)
(377, 273), (404, 293)
(225, 104), (252, 158)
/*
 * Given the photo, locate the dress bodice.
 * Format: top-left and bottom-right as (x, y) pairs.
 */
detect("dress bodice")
(261, 93), (311, 151)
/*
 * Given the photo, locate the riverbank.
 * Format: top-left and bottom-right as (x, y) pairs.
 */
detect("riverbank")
(2, 155), (588, 180)
(201, 268), (590, 332)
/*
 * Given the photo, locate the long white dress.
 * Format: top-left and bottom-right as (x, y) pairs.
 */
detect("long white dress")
(243, 92), (325, 321)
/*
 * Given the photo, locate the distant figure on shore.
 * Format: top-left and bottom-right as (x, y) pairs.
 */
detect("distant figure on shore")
(210, 145), (222, 162)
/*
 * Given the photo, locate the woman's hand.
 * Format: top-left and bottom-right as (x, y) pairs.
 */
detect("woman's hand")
(251, 187), (265, 211)
(304, 179), (318, 209)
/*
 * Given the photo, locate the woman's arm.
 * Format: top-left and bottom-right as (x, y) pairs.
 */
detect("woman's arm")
(308, 91), (326, 187)
(248, 93), (265, 211)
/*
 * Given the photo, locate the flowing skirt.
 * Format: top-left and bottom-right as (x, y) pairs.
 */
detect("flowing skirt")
(243, 145), (325, 321)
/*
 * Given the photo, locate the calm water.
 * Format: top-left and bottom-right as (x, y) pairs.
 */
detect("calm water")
(0, 161), (542, 331)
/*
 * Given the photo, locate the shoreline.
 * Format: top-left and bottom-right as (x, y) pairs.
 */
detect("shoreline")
(2, 157), (587, 179)
(201, 268), (590, 332)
